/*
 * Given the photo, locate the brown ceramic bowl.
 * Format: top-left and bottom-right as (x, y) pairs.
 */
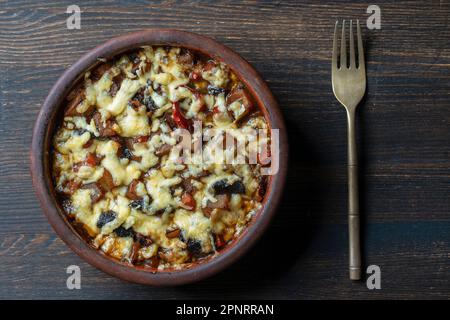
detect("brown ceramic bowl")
(30, 29), (288, 285)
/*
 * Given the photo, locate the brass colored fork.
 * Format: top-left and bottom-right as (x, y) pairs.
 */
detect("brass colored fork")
(332, 20), (366, 280)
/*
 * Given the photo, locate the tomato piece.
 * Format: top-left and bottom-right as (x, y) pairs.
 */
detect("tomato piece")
(215, 234), (226, 249)
(172, 102), (192, 132)
(189, 71), (202, 81)
(85, 153), (98, 167)
(66, 180), (81, 195)
(181, 192), (196, 211)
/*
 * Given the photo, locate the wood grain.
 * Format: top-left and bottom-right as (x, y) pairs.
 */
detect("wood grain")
(0, 0), (449, 299)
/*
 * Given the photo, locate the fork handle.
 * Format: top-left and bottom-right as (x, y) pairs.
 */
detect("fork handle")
(347, 109), (361, 280)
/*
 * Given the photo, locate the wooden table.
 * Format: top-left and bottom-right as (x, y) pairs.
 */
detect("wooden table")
(0, 0), (448, 299)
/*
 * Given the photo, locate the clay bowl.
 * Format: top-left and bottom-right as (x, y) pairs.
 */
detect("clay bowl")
(30, 29), (288, 285)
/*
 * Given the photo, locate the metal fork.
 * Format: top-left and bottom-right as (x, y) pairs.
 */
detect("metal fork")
(332, 20), (366, 280)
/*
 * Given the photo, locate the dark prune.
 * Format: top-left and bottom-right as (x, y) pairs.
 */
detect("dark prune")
(120, 147), (133, 160)
(212, 179), (245, 195)
(143, 96), (157, 111)
(212, 180), (228, 194)
(129, 199), (144, 210)
(96, 211), (116, 228)
(186, 238), (202, 256)
(128, 53), (140, 64)
(207, 85), (226, 95)
(114, 226), (135, 238)
(227, 181), (246, 194)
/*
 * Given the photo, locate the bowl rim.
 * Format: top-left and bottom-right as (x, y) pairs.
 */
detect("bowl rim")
(30, 29), (288, 286)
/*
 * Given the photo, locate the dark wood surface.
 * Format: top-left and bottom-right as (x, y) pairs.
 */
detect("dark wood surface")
(0, 0), (449, 299)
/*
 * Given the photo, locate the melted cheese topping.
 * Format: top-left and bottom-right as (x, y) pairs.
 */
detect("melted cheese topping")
(52, 46), (269, 270)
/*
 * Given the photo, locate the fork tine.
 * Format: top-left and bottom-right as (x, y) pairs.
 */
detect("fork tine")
(340, 20), (347, 68)
(332, 20), (339, 70)
(349, 20), (356, 69)
(356, 19), (365, 69)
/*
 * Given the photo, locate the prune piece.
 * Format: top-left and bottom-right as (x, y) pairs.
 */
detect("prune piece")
(212, 179), (246, 195)
(143, 96), (157, 111)
(128, 52), (140, 64)
(227, 181), (245, 194)
(129, 199), (144, 210)
(114, 226), (135, 238)
(212, 180), (228, 194)
(187, 239), (202, 256)
(207, 85), (226, 96)
(120, 147), (133, 160)
(96, 211), (116, 228)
